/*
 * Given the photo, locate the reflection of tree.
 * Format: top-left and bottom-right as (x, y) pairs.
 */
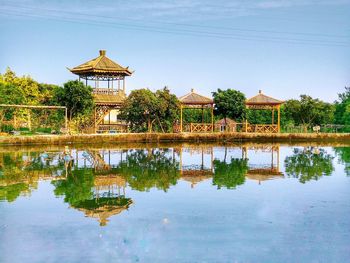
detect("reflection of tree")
(0, 151), (67, 202)
(116, 149), (180, 192)
(213, 158), (248, 189)
(284, 148), (334, 183)
(334, 147), (350, 176)
(53, 168), (94, 206)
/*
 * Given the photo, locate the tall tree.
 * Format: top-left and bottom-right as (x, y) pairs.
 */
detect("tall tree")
(120, 87), (180, 132)
(334, 87), (350, 128)
(212, 89), (246, 124)
(55, 80), (94, 120)
(283, 95), (334, 130)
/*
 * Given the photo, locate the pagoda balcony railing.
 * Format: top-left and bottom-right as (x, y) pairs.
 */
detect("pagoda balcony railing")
(92, 88), (122, 96)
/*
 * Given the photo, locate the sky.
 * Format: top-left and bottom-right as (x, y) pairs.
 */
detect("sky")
(0, 0), (349, 102)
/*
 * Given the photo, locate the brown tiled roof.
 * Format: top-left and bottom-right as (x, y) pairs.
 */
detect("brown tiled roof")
(94, 93), (126, 105)
(179, 89), (213, 105)
(246, 90), (283, 105)
(215, 118), (237, 125)
(69, 50), (133, 76)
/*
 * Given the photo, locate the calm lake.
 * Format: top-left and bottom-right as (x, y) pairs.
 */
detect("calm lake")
(0, 143), (349, 262)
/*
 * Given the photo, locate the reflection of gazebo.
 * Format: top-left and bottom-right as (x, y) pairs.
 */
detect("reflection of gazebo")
(242, 145), (283, 184)
(177, 147), (214, 187)
(176, 89), (214, 133)
(245, 90), (284, 133)
(75, 174), (132, 226)
(69, 50), (133, 133)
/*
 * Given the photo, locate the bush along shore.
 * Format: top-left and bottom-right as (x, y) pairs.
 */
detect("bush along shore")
(0, 132), (350, 146)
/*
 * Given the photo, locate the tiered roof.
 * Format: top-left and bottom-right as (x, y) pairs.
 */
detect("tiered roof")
(69, 50), (133, 77)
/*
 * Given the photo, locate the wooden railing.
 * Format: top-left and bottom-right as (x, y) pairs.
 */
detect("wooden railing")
(97, 124), (128, 133)
(92, 88), (122, 95)
(246, 124), (278, 133)
(173, 123), (213, 133)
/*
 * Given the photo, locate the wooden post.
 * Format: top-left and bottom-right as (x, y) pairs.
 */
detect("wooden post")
(272, 107), (274, 125)
(245, 119), (248, 133)
(180, 105), (183, 133)
(65, 107), (68, 131)
(277, 105), (281, 133)
(94, 107), (97, 133)
(211, 106), (214, 132)
(28, 110), (31, 131)
(123, 78), (126, 94)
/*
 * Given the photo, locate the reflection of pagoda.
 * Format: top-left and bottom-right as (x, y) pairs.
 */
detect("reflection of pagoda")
(177, 146), (214, 188)
(242, 145), (283, 184)
(74, 174), (132, 226)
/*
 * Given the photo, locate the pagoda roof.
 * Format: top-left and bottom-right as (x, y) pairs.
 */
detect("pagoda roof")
(179, 89), (213, 105)
(246, 90), (283, 105)
(69, 50), (133, 77)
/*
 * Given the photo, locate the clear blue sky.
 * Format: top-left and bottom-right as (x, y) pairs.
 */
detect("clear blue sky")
(0, 0), (349, 102)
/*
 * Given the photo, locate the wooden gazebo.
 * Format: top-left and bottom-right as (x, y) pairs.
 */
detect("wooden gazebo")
(245, 90), (283, 133)
(69, 50), (133, 133)
(176, 89), (214, 133)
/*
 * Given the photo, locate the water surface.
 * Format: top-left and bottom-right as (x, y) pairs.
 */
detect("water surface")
(0, 143), (349, 262)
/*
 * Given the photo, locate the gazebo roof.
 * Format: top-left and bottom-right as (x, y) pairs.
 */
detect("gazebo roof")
(246, 90), (283, 105)
(69, 50), (133, 77)
(179, 89), (213, 105)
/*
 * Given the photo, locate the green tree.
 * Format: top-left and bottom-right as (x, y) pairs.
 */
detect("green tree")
(155, 87), (180, 132)
(284, 147), (334, 183)
(212, 89), (246, 123)
(121, 88), (180, 132)
(283, 95), (334, 131)
(334, 87), (350, 130)
(55, 80), (94, 120)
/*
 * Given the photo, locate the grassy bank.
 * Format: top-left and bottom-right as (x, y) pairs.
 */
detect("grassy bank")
(0, 132), (350, 146)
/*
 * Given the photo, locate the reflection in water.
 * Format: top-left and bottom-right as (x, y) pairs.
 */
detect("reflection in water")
(334, 147), (350, 176)
(284, 147), (334, 183)
(0, 144), (343, 225)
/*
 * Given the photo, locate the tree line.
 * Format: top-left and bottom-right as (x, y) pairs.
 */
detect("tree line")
(0, 68), (349, 133)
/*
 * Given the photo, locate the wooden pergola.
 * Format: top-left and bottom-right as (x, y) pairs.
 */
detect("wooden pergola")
(177, 89), (214, 133)
(69, 50), (133, 133)
(245, 90), (284, 133)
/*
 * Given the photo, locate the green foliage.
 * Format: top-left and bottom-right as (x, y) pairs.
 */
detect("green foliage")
(121, 87), (179, 132)
(334, 87), (350, 128)
(53, 168), (95, 206)
(212, 89), (246, 122)
(116, 149), (180, 191)
(284, 147), (334, 183)
(55, 80), (94, 120)
(247, 109), (273, 125)
(283, 95), (335, 130)
(334, 147), (350, 176)
(213, 157), (248, 189)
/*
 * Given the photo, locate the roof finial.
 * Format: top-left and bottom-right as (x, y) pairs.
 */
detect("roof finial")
(191, 88), (194, 92)
(99, 50), (106, 56)
(259, 90), (262, 94)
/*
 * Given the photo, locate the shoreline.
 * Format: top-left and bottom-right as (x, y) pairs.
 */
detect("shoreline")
(0, 132), (350, 146)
